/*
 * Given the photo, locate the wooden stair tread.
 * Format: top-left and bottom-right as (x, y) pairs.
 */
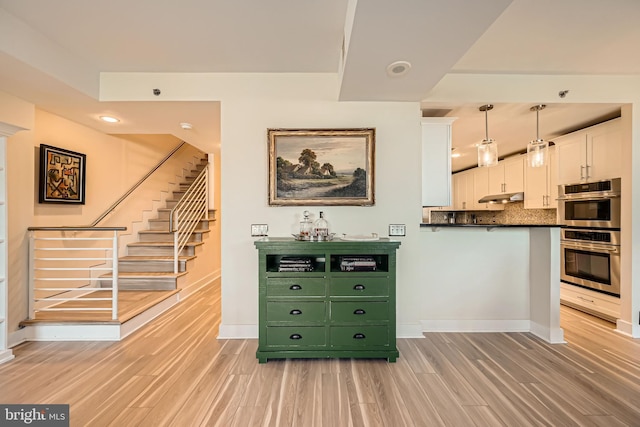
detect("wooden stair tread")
(127, 241), (204, 247)
(100, 271), (188, 278)
(119, 255), (196, 261)
(137, 229), (210, 235)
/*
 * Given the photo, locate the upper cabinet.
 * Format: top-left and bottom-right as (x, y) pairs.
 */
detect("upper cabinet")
(452, 169), (475, 210)
(524, 146), (557, 209)
(487, 155), (525, 195)
(421, 117), (456, 207)
(555, 118), (622, 184)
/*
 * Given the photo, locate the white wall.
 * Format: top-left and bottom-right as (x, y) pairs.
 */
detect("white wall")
(217, 78), (423, 337)
(99, 72), (640, 338)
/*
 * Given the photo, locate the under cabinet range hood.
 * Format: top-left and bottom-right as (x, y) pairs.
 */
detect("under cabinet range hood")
(478, 192), (524, 204)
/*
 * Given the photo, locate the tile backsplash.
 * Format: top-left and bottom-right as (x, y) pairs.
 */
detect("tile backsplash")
(426, 202), (558, 225)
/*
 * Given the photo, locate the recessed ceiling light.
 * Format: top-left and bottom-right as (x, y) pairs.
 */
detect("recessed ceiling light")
(99, 115), (120, 123)
(386, 60), (411, 77)
(180, 122), (193, 130)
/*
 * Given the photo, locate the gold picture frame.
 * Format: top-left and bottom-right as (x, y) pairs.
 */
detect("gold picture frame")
(268, 128), (375, 206)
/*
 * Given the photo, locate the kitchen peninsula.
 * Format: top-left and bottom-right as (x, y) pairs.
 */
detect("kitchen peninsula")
(418, 223), (563, 344)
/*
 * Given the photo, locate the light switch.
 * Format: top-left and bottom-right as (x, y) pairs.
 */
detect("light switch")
(389, 224), (406, 236)
(251, 224), (269, 236)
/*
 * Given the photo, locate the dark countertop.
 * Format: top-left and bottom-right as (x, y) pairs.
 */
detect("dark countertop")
(420, 223), (562, 228)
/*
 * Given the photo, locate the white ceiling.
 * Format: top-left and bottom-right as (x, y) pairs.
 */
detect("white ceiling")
(0, 0), (638, 165)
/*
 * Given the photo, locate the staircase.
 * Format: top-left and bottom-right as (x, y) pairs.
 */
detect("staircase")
(100, 159), (212, 291)
(22, 150), (217, 341)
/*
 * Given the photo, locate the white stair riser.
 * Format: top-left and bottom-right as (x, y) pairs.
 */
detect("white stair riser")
(127, 245), (198, 256)
(138, 232), (204, 243)
(118, 260), (189, 273)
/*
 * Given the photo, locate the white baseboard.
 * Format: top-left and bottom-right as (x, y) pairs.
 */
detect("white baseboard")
(615, 319), (634, 337)
(397, 323), (424, 338)
(530, 321), (566, 344)
(420, 319), (531, 333)
(217, 324), (258, 339)
(0, 349), (14, 365)
(8, 327), (28, 348)
(23, 324), (122, 341)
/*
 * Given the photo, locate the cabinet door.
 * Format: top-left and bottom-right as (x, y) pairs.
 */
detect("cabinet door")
(464, 171), (476, 210)
(548, 147), (558, 209)
(453, 173), (467, 210)
(556, 132), (587, 184)
(487, 164), (504, 194)
(524, 160), (548, 209)
(588, 122), (622, 181)
(503, 157), (524, 193)
(473, 167), (503, 211)
(421, 118), (455, 207)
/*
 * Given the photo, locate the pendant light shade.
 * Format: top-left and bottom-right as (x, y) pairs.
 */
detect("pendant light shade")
(527, 105), (548, 168)
(478, 104), (498, 167)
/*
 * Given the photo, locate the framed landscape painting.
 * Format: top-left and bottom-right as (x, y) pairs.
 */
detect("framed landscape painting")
(39, 144), (86, 204)
(268, 128), (375, 206)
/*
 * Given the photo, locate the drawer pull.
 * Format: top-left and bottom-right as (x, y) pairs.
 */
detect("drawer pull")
(353, 309), (366, 315)
(289, 309), (302, 315)
(577, 296), (595, 303)
(353, 284), (366, 291)
(289, 334), (303, 340)
(353, 333), (366, 340)
(289, 284), (302, 290)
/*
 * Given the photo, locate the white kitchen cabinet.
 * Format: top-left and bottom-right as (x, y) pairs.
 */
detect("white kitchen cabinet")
(488, 155), (524, 195)
(473, 167), (504, 211)
(421, 117), (456, 207)
(453, 170), (473, 210)
(525, 146), (557, 209)
(555, 118), (622, 184)
(560, 283), (620, 322)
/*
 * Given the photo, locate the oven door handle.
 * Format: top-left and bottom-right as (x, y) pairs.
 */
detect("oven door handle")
(557, 193), (620, 201)
(561, 241), (620, 254)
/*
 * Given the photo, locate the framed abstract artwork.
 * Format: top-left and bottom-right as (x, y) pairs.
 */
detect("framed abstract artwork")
(39, 144), (86, 204)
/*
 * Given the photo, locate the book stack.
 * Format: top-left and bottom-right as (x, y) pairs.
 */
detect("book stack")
(339, 256), (377, 272)
(278, 257), (314, 272)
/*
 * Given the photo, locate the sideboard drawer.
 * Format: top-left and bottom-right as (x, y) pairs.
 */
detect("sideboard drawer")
(330, 301), (388, 323)
(267, 301), (326, 323)
(266, 277), (326, 297)
(266, 326), (327, 347)
(330, 326), (389, 348)
(330, 277), (389, 297)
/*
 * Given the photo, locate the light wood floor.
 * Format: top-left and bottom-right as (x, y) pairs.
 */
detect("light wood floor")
(1, 280), (639, 427)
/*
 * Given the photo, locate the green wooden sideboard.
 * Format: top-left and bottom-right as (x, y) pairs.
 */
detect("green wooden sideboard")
(254, 237), (401, 363)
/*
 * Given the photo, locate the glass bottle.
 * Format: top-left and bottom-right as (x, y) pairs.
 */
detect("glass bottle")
(299, 210), (312, 237)
(313, 211), (329, 238)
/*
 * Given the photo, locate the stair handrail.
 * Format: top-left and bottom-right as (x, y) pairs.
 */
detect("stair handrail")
(27, 226), (125, 321)
(90, 141), (187, 227)
(170, 164), (208, 273)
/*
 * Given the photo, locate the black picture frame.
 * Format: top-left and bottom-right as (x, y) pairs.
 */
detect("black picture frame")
(38, 144), (86, 204)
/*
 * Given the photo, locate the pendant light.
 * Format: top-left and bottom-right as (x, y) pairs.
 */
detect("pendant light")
(527, 105), (548, 168)
(477, 104), (498, 167)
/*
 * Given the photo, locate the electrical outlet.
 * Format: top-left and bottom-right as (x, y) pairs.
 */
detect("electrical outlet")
(251, 224), (269, 236)
(389, 224), (406, 236)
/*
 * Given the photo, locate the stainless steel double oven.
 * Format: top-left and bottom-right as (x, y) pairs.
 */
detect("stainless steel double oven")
(558, 178), (621, 297)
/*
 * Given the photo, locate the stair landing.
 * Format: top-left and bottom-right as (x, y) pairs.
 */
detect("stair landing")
(18, 288), (183, 341)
